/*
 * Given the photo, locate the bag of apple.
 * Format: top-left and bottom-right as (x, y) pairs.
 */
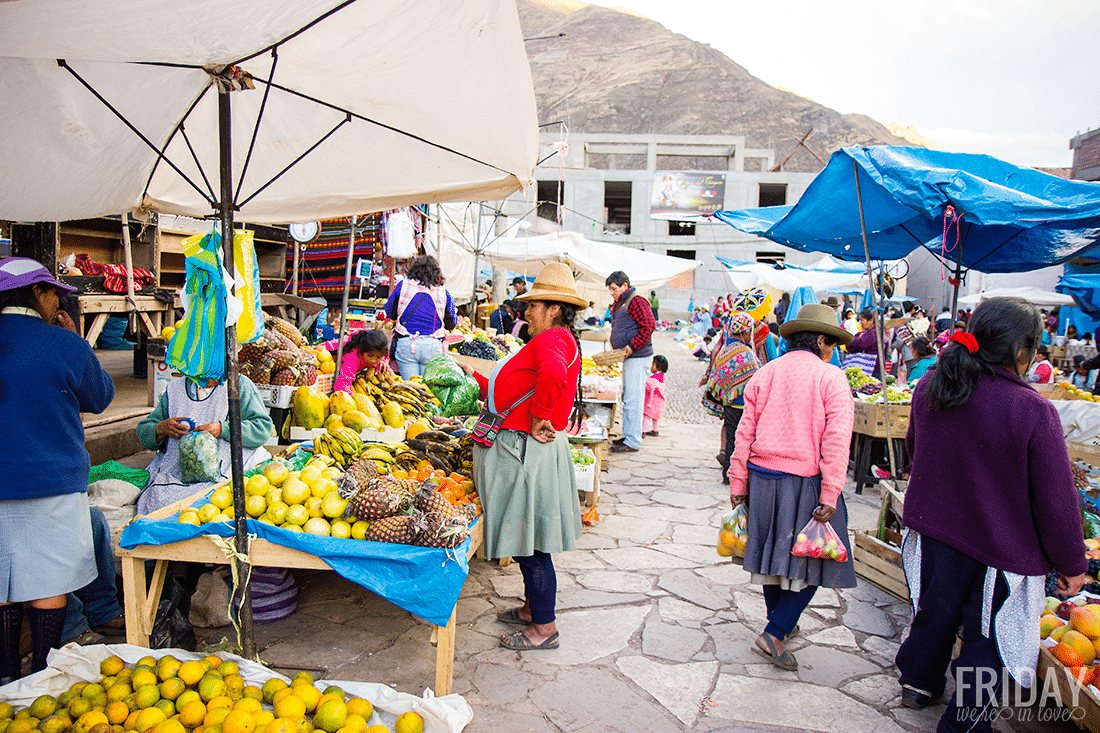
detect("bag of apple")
(792, 517), (848, 562)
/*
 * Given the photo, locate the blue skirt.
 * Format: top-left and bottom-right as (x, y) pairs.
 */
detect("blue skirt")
(0, 492), (95, 602)
(743, 470), (856, 590)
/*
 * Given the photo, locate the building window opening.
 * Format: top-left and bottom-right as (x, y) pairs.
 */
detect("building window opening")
(604, 181), (632, 234)
(668, 221), (696, 236)
(666, 249), (696, 260)
(537, 180), (561, 223)
(756, 251), (786, 265)
(758, 183), (787, 207)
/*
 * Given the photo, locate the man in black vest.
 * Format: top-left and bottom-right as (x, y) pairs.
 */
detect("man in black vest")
(606, 271), (655, 453)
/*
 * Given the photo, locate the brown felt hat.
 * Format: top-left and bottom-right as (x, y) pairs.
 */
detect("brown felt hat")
(515, 262), (588, 308)
(779, 303), (853, 345)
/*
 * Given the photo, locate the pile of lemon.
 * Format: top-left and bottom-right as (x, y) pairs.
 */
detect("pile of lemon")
(179, 458), (368, 540)
(0, 655), (423, 733)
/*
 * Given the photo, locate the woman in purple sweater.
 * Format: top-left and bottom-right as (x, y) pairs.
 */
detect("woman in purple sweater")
(895, 297), (1087, 732)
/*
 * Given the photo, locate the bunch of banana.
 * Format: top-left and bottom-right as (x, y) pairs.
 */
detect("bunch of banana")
(349, 441), (407, 474)
(313, 427), (365, 468)
(351, 371), (441, 420)
(401, 430), (473, 476)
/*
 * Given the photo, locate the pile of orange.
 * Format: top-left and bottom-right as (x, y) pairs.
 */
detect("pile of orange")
(390, 462), (480, 514)
(0, 656), (423, 733)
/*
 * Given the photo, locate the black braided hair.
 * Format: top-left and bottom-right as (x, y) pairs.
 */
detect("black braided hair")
(547, 302), (585, 430)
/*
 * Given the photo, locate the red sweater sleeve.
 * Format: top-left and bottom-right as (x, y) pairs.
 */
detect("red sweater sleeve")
(627, 295), (655, 351)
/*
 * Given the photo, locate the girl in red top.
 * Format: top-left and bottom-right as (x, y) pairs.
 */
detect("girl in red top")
(468, 263), (586, 652)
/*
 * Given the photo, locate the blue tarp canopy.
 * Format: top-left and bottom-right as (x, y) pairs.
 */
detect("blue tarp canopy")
(1058, 272), (1100, 319)
(715, 147), (1100, 274)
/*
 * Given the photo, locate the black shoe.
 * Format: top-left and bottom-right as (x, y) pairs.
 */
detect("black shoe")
(612, 437), (626, 445)
(901, 686), (934, 710)
(611, 444), (639, 453)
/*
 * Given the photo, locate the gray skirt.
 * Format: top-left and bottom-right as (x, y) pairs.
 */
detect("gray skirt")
(0, 492), (96, 603)
(473, 429), (583, 560)
(743, 470), (856, 590)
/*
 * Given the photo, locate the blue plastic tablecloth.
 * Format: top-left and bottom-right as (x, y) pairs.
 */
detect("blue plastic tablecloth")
(120, 495), (477, 627)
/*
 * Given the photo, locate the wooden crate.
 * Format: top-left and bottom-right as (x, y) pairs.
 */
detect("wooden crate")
(852, 400), (911, 439)
(1037, 646), (1100, 732)
(853, 531), (909, 601)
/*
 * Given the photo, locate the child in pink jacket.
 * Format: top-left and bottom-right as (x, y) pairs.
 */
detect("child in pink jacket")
(326, 329), (392, 391)
(643, 355), (668, 436)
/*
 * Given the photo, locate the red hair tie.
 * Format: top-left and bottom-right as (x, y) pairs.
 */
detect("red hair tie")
(951, 331), (979, 354)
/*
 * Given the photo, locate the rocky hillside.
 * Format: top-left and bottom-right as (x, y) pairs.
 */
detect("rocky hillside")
(517, 1), (912, 171)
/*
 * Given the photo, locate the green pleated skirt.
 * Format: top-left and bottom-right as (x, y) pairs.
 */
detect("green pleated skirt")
(473, 429), (583, 560)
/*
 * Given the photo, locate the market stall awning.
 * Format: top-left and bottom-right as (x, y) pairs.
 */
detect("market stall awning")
(460, 232), (700, 290)
(0, 0), (538, 224)
(957, 286), (1075, 307)
(1057, 273), (1100, 318)
(716, 257), (868, 294)
(714, 146), (1100, 273)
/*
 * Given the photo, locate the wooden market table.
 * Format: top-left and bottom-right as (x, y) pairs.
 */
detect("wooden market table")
(78, 295), (173, 347)
(851, 400), (911, 494)
(117, 489), (483, 695)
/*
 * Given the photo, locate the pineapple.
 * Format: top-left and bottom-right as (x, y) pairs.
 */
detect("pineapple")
(363, 514), (416, 544)
(413, 514), (469, 548)
(413, 486), (457, 519)
(345, 487), (411, 520)
(265, 314), (307, 347)
(338, 458), (379, 498)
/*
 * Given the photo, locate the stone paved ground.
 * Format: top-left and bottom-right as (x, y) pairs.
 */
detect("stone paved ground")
(195, 332), (1079, 732)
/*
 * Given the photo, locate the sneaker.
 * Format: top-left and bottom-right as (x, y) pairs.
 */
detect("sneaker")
(872, 465), (892, 480)
(611, 444), (639, 453)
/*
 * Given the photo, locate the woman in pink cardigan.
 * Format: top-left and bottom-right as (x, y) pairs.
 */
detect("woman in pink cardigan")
(727, 303), (857, 671)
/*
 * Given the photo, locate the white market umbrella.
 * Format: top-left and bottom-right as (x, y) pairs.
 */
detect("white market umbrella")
(0, 0), (537, 656)
(956, 286), (1074, 308)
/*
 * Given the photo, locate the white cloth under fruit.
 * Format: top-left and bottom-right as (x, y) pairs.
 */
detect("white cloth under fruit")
(137, 379), (268, 516)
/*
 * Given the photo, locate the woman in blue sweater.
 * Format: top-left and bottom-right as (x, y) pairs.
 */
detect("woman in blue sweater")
(384, 256), (456, 379)
(0, 258), (114, 683)
(895, 297), (1087, 732)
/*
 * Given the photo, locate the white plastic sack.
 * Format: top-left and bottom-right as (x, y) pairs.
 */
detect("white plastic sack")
(0, 644), (473, 733)
(1052, 400), (1100, 444)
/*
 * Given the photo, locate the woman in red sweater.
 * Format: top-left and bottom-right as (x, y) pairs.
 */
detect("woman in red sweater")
(468, 263), (586, 651)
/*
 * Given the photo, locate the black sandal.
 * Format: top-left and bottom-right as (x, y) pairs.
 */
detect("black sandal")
(500, 630), (559, 651)
(495, 608), (530, 627)
(752, 633), (798, 670)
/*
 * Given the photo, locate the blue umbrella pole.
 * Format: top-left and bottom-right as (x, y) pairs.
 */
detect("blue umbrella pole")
(853, 160), (899, 480)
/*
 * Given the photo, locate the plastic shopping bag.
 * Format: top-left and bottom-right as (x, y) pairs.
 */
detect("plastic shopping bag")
(717, 504), (748, 558)
(792, 517), (849, 562)
(179, 430), (221, 484)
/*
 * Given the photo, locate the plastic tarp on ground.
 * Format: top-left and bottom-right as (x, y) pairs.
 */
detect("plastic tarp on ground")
(465, 232), (699, 290)
(0, 644), (472, 730)
(715, 146), (1100, 273)
(716, 257), (867, 293)
(121, 499), (477, 628)
(956, 286), (1075, 307)
(0, 0), (538, 223)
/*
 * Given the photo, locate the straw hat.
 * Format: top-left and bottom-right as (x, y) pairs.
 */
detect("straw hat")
(515, 262), (587, 308)
(779, 303), (853, 344)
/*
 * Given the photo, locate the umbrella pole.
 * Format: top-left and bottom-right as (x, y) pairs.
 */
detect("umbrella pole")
(333, 216), (357, 382)
(120, 213), (137, 336)
(218, 88), (256, 659)
(471, 250), (480, 320)
(948, 245), (964, 337)
(853, 160), (898, 480)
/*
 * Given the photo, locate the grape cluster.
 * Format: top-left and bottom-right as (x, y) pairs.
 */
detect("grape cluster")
(454, 340), (501, 360)
(858, 382), (883, 395)
(846, 367), (875, 389)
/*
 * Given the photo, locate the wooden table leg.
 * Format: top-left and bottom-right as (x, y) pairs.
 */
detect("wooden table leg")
(434, 608), (457, 696)
(121, 556), (168, 647)
(84, 313), (110, 348)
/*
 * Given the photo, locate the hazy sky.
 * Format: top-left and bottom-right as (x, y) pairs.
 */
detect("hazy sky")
(591, 0), (1098, 168)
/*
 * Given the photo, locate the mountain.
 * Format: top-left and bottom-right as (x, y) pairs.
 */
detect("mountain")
(516, 1), (913, 171)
